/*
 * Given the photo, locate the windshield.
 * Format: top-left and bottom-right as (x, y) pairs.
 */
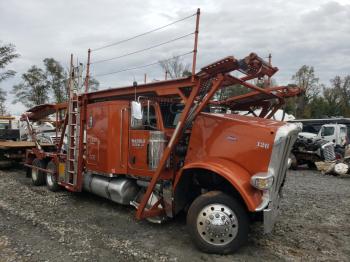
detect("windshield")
(160, 103), (184, 128)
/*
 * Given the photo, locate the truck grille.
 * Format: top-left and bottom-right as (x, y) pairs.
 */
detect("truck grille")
(274, 136), (293, 193)
(268, 123), (302, 199)
(322, 143), (336, 161)
(261, 122), (301, 233)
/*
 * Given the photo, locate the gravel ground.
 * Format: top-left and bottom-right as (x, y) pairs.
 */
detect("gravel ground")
(0, 168), (350, 262)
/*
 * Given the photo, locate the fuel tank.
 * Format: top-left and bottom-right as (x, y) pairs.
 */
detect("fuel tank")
(83, 173), (139, 205)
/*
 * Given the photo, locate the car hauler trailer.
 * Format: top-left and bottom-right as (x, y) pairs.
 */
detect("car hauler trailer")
(0, 115), (64, 168)
(23, 52), (302, 253)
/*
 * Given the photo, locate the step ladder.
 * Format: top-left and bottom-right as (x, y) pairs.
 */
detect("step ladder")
(64, 64), (83, 186)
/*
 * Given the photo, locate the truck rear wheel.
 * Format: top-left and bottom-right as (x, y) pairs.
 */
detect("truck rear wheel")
(187, 191), (249, 254)
(46, 161), (60, 192)
(31, 159), (46, 186)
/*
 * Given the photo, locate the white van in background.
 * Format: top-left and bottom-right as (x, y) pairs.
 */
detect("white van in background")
(299, 124), (348, 147)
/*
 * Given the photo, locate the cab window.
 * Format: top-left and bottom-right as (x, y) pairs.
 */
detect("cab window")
(340, 127), (347, 136)
(321, 126), (334, 136)
(142, 105), (157, 129)
(160, 103), (184, 128)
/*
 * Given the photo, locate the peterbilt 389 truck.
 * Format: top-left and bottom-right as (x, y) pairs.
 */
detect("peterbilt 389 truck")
(23, 53), (301, 254)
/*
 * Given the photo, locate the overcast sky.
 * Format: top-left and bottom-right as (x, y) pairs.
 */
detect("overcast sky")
(1, 0), (350, 115)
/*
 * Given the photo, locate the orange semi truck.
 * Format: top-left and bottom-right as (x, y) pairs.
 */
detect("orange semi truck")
(23, 53), (302, 254)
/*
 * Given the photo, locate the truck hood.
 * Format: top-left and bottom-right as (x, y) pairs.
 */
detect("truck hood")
(204, 113), (286, 130)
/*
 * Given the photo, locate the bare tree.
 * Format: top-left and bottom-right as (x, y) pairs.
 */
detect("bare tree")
(292, 65), (319, 117)
(292, 65), (319, 99)
(329, 75), (350, 116)
(159, 56), (190, 79)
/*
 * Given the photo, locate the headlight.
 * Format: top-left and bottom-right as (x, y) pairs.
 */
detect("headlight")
(250, 173), (274, 190)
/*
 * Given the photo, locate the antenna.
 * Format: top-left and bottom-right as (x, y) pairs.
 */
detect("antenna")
(85, 48), (91, 93)
(267, 53), (272, 87)
(133, 76), (137, 100)
(191, 8), (201, 82)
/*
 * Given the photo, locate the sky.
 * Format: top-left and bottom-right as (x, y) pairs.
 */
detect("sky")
(0, 0), (350, 115)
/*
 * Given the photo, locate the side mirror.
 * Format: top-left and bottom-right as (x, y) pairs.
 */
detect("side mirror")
(131, 101), (143, 128)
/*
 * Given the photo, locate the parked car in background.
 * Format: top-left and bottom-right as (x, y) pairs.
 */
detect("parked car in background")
(289, 118), (350, 139)
(299, 124), (348, 146)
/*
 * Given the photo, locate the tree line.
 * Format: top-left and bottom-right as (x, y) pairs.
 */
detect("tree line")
(286, 66), (350, 118)
(1, 41), (349, 118)
(0, 41), (99, 115)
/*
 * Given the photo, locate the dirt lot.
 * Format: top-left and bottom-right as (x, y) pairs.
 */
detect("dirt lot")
(0, 168), (349, 262)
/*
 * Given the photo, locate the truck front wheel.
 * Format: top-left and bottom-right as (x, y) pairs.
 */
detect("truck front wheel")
(31, 159), (46, 186)
(187, 191), (249, 254)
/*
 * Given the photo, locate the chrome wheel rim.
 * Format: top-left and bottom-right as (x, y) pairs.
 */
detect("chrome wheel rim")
(196, 204), (238, 246)
(47, 173), (54, 186)
(32, 169), (38, 181)
(46, 165), (56, 187)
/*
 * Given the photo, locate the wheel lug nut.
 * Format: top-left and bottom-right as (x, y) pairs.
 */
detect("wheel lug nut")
(206, 220), (210, 225)
(209, 215), (214, 220)
(215, 213), (220, 218)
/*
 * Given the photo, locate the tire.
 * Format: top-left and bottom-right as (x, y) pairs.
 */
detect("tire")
(31, 158), (46, 186)
(187, 191), (249, 254)
(46, 161), (60, 192)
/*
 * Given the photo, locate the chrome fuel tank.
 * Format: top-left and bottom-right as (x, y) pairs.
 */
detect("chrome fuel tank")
(83, 173), (139, 205)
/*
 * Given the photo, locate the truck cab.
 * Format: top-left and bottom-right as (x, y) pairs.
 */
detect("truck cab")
(318, 124), (348, 147)
(24, 53), (302, 254)
(84, 97), (300, 249)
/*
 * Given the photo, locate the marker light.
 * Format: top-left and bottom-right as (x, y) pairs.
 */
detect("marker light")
(250, 173), (274, 190)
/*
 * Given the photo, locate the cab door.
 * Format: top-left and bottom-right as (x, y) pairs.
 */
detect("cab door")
(128, 103), (160, 175)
